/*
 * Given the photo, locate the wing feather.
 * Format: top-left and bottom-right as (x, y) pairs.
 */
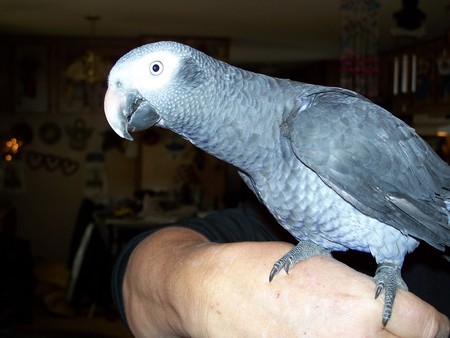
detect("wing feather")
(284, 88), (450, 249)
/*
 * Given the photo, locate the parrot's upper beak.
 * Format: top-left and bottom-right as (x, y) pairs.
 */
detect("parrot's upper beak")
(104, 88), (160, 141)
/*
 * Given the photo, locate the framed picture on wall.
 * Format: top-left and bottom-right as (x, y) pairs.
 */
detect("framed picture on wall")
(14, 44), (50, 113)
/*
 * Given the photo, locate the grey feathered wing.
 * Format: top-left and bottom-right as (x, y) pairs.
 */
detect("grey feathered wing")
(283, 88), (450, 250)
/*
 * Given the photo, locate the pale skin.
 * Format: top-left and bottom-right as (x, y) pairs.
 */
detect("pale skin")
(122, 227), (450, 338)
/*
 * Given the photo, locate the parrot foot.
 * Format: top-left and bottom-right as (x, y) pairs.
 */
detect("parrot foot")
(374, 262), (408, 327)
(269, 241), (331, 282)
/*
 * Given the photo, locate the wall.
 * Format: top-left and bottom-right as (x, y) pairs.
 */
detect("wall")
(0, 35), (229, 262)
(1, 114), (137, 261)
(0, 36), (139, 261)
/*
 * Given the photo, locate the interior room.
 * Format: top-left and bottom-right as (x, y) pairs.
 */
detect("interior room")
(1, 0), (450, 337)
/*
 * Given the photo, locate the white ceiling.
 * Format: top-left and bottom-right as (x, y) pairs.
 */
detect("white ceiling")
(0, 0), (448, 63)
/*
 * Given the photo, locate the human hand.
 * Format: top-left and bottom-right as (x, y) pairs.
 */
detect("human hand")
(188, 240), (449, 338)
(123, 227), (450, 337)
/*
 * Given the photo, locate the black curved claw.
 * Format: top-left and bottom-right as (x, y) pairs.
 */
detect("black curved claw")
(374, 262), (408, 326)
(268, 241), (330, 282)
(374, 283), (384, 299)
(269, 257), (290, 281)
(269, 262), (282, 282)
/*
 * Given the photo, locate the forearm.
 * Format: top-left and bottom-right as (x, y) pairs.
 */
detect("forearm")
(122, 226), (450, 338)
(191, 244), (449, 338)
(121, 226), (299, 337)
(122, 226), (213, 337)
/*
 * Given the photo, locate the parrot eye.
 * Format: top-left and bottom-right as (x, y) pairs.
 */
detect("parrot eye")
(149, 61), (163, 75)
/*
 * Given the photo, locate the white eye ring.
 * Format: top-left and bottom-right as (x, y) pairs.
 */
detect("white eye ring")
(149, 61), (163, 75)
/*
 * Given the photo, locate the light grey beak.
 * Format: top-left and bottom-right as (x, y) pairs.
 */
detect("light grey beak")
(104, 88), (160, 140)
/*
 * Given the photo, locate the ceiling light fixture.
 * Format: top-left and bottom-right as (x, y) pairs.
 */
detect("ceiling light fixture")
(65, 15), (112, 84)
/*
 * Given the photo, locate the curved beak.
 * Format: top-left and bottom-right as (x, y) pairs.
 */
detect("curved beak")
(104, 88), (160, 141)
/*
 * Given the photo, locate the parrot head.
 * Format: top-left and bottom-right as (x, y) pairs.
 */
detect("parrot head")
(104, 41), (209, 140)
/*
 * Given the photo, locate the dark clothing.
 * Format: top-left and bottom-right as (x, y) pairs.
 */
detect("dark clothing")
(111, 202), (450, 329)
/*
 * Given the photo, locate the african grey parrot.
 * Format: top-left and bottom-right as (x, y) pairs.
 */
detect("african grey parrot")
(104, 41), (450, 325)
